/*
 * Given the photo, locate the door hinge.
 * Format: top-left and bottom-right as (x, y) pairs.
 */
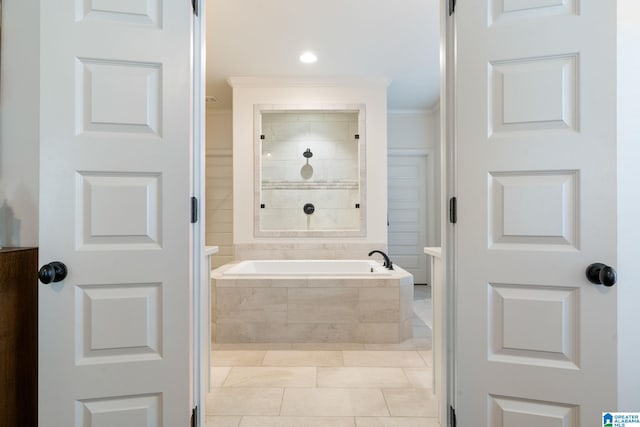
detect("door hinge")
(190, 405), (198, 427)
(450, 405), (457, 427)
(449, 197), (457, 224)
(449, 0), (457, 15)
(191, 196), (199, 223)
(192, 0), (198, 16)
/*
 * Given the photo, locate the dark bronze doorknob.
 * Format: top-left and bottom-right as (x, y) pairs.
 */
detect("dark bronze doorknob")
(586, 263), (617, 287)
(38, 261), (68, 284)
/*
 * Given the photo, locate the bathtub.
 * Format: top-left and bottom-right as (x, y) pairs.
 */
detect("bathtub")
(222, 259), (392, 276)
(211, 259), (414, 344)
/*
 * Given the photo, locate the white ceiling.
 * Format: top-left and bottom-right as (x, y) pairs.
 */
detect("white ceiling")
(206, 0), (441, 111)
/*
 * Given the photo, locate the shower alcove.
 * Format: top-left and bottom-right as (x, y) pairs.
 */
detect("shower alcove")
(256, 105), (366, 237)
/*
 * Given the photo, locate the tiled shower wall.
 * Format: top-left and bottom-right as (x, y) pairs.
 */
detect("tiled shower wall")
(260, 111), (361, 232)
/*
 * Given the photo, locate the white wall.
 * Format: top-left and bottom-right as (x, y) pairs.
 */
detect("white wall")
(617, 0), (640, 410)
(0, 0), (39, 247)
(388, 111), (436, 151)
(229, 77), (388, 248)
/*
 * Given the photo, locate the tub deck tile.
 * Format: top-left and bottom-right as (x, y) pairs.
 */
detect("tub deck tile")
(358, 288), (400, 323)
(212, 264), (414, 344)
(288, 288), (359, 323)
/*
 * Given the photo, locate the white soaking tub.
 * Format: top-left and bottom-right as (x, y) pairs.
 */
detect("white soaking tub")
(222, 259), (392, 276)
(211, 259), (414, 344)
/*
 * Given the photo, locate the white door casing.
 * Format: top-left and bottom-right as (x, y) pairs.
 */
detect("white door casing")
(455, 1), (617, 426)
(39, 1), (193, 425)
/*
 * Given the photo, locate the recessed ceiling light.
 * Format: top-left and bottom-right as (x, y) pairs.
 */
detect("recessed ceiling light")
(299, 51), (318, 64)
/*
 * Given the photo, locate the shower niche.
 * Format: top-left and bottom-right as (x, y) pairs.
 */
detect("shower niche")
(255, 105), (366, 237)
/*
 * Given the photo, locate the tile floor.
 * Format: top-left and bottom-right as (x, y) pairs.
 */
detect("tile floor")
(206, 285), (436, 427)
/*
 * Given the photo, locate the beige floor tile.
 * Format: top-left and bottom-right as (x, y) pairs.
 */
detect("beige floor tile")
(382, 388), (437, 417)
(363, 339), (431, 351)
(343, 351), (426, 368)
(355, 416), (440, 427)
(262, 350), (344, 367)
(211, 367), (232, 387)
(413, 326), (432, 339)
(213, 343), (294, 351)
(205, 415), (241, 427)
(413, 300), (433, 329)
(222, 367), (316, 387)
(280, 388), (389, 417)
(292, 342), (366, 351)
(239, 416), (356, 427)
(317, 367), (411, 388)
(417, 350), (433, 367)
(212, 350), (266, 366)
(206, 388), (283, 415)
(403, 368), (433, 389)
(412, 314), (427, 326)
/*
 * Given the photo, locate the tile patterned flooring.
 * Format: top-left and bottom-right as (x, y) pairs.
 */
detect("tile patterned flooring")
(206, 285), (436, 427)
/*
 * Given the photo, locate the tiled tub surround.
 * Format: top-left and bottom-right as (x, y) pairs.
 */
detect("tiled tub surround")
(211, 260), (414, 344)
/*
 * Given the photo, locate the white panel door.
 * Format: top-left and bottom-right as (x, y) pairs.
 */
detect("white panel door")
(39, 1), (193, 426)
(456, 0), (617, 425)
(388, 155), (429, 284)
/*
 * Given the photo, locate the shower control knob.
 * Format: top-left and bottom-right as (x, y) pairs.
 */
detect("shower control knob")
(38, 261), (68, 284)
(303, 203), (315, 215)
(585, 263), (617, 287)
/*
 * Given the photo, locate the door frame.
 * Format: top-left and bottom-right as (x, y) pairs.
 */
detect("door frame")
(193, 0), (208, 423)
(439, 0), (457, 423)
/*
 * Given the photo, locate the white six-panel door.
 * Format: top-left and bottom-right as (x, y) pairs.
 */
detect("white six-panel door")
(455, 0), (617, 425)
(39, 1), (193, 425)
